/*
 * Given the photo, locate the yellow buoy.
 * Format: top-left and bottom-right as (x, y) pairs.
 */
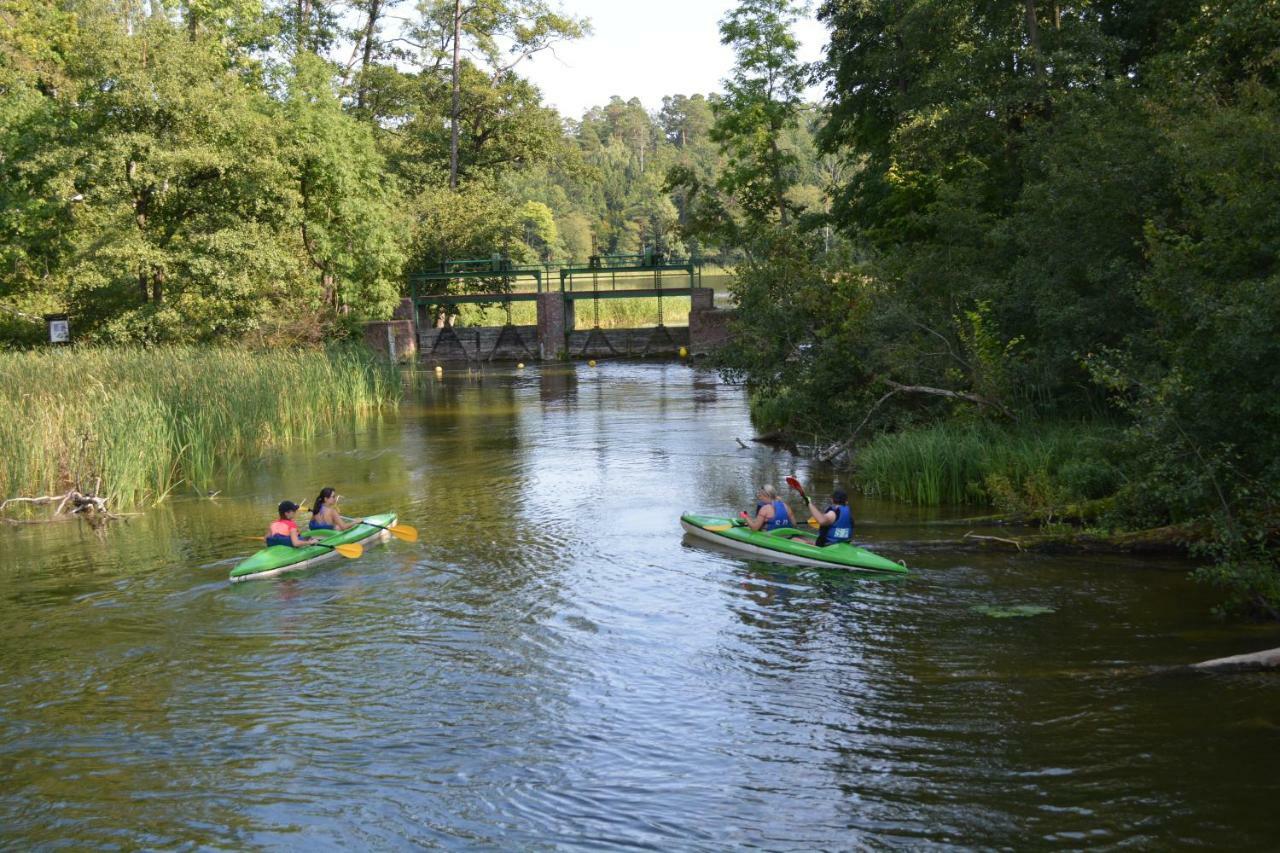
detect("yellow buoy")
(516, 362), (525, 369)
(434, 364), (443, 374)
(678, 346), (688, 358)
(588, 359), (597, 367)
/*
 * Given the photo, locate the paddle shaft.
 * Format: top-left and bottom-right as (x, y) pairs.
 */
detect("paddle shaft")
(245, 536), (359, 557)
(355, 518), (417, 542)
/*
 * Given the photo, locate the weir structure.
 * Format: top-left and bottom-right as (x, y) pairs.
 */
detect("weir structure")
(385, 252), (732, 364)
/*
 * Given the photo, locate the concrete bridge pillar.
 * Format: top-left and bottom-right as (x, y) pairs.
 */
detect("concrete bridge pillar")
(536, 292), (573, 360)
(688, 286), (733, 355)
(361, 297), (417, 362)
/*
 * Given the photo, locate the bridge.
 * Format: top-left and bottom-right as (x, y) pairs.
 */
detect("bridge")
(364, 253), (732, 363)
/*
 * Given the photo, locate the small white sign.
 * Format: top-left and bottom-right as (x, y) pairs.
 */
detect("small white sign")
(49, 320), (69, 343)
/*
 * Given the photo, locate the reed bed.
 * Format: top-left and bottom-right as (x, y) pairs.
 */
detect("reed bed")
(854, 420), (1123, 507)
(0, 346), (400, 510)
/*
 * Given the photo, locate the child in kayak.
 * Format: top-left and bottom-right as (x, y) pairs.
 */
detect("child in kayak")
(804, 488), (855, 546)
(745, 485), (796, 532)
(265, 500), (322, 547)
(309, 487), (359, 532)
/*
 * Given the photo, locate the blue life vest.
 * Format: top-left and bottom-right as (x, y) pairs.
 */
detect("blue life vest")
(756, 499), (792, 531)
(818, 504), (853, 546)
(265, 533), (293, 547)
(309, 520), (335, 531)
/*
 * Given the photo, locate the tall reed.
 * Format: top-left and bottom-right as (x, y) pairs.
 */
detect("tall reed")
(0, 346), (400, 509)
(854, 421), (1123, 507)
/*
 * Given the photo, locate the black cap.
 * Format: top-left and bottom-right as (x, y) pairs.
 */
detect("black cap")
(278, 500), (300, 514)
(832, 489), (848, 504)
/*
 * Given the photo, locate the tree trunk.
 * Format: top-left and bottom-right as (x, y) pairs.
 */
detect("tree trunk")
(322, 270), (335, 307)
(356, 0), (382, 110)
(449, 0), (462, 189)
(769, 134), (789, 226)
(296, 0), (311, 54)
(151, 267), (164, 304)
(1024, 0), (1040, 76)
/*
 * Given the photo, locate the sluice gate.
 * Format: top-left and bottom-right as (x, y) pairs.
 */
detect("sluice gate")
(395, 253), (730, 364)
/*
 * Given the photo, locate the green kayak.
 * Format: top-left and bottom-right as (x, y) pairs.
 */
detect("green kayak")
(680, 513), (907, 574)
(230, 512), (398, 583)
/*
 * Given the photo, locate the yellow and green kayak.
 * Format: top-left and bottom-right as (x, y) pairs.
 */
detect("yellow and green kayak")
(680, 513), (907, 574)
(230, 512), (398, 583)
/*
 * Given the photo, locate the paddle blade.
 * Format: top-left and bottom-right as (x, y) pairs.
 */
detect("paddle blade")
(785, 475), (806, 496)
(331, 542), (363, 558)
(808, 518), (819, 527)
(388, 523), (418, 542)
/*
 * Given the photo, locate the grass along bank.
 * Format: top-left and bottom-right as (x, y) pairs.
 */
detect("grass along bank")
(853, 421), (1126, 520)
(0, 346), (400, 512)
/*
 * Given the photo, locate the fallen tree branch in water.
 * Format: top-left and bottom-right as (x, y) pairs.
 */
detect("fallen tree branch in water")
(1, 486), (120, 522)
(964, 530), (1024, 551)
(1191, 646), (1280, 673)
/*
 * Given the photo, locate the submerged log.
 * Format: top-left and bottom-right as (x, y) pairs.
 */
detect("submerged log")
(1191, 647), (1280, 673)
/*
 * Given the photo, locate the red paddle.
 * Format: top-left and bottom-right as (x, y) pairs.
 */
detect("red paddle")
(785, 476), (822, 528)
(785, 475), (808, 504)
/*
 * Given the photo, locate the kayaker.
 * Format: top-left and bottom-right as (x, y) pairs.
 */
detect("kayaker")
(746, 485), (795, 532)
(805, 489), (854, 546)
(309, 487), (358, 532)
(265, 501), (322, 548)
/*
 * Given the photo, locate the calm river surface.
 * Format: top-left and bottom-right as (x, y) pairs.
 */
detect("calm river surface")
(2, 362), (1278, 849)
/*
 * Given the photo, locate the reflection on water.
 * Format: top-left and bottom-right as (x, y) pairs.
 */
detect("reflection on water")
(2, 362), (1278, 848)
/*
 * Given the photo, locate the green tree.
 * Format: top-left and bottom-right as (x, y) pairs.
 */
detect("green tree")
(711, 0), (809, 228)
(282, 55), (408, 317)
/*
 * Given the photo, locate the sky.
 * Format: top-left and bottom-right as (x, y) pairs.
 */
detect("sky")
(518, 0), (830, 120)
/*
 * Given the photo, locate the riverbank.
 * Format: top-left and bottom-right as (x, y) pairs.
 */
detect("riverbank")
(0, 345), (399, 512)
(748, 415), (1275, 617)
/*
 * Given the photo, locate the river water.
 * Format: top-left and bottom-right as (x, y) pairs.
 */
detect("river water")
(2, 362), (1278, 849)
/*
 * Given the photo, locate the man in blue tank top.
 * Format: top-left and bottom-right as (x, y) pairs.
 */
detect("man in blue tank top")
(745, 485), (795, 532)
(805, 488), (854, 546)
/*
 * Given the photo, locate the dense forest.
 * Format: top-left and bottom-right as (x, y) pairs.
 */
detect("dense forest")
(0, 0), (800, 343)
(3, 0), (1279, 614)
(698, 0), (1280, 616)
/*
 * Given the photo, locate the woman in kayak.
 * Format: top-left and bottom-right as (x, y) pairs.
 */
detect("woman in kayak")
(745, 485), (796, 532)
(804, 488), (855, 546)
(265, 500), (322, 547)
(309, 487), (358, 532)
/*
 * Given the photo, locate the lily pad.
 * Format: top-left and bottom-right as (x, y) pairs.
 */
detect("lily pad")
(971, 604), (1056, 619)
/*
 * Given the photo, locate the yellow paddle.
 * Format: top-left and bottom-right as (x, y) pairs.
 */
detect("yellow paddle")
(304, 505), (419, 543)
(244, 537), (363, 558)
(350, 518), (419, 542)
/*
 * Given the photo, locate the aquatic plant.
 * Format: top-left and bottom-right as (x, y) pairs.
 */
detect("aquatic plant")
(0, 345), (400, 510)
(855, 421), (1124, 509)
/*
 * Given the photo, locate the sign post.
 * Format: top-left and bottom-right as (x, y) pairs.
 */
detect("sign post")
(44, 313), (70, 344)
